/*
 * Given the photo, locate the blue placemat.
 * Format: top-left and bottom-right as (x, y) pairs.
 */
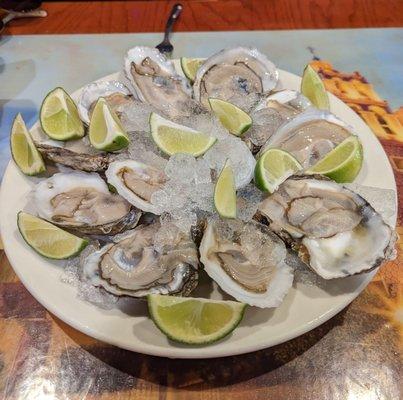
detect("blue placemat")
(1, 28), (402, 179)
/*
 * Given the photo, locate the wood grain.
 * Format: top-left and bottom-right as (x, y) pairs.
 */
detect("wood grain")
(4, 0), (403, 35)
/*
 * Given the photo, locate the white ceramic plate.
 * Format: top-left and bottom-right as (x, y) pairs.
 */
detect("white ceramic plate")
(0, 69), (396, 359)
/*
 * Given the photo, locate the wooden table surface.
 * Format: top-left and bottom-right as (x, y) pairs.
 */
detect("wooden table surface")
(4, 0), (403, 34)
(1, 2), (403, 399)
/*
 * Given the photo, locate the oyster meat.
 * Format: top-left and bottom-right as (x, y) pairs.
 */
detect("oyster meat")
(77, 80), (135, 125)
(258, 109), (353, 168)
(33, 171), (141, 235)
(124, 46), (196, 117)
(82, 219), (199, 297)
(200, 219), (293, 308)
(105, 160), (167, 214)
(257, 175), (396, 279)
(193, 46), (278, 111)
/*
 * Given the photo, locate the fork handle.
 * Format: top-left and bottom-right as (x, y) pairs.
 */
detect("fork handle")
(163, 3), (182, 41)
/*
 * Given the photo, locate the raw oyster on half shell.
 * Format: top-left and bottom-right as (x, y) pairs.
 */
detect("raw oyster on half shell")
(200, 218), (293, 308)
(33, 171), (141, 235)
(82, 218), (199, 297)
(193, 46), (279, 111)
(256, 175), (396, 279)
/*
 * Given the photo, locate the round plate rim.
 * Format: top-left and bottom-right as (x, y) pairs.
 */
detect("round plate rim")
(0, 67), (397, 359)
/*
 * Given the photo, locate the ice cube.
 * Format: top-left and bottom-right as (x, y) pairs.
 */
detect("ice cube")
(237, 184), (264, 221)
(245, 108), (283, 147)
(165, 153), (197, 183)
(117, 100), (155, 132)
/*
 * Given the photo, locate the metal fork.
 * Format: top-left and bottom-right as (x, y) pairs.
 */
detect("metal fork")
(0, 8), (47, 34)
(156, 3), (183, 57)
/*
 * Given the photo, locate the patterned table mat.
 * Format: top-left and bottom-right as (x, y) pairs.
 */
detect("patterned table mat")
(0, 30), (402, 399)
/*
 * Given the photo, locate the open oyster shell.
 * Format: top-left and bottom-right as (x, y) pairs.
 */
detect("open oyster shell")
(77, 80), (134, 125)
(256, 175), (396, 279)
(33, 171), (141, 235)
(200, 218), (293, 308)
(193, 46), (279, 111)
(244, 89), (312, 153)
(124, 46), (196, 117)
(82, 219), (199, 297)
(105, 160), (167, 214)
(258, 109), (353, 168)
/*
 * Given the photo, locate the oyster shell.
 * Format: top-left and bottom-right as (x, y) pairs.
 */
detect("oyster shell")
(105, 160), (167, 214)
(124, 46), (196, 117)
(77, 80), (134, 125)
(244, 90), (312, 153)
(33, 171), (141, 235)
(258, 109), (353, 168)
(193, 46), (279, 111)
(82, 219), (199, 297)
(200, 219), (293, 308)
(36, 143), (110, 172)
(257, 175), (396, 279)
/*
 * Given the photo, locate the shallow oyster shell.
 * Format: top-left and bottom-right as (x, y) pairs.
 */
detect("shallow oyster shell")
(82, 220), (199, 297)
(193, 46), (279, 111)
(257, 175), (396, 279)
(200, 218), (293, 308)
(33, 171), (141, 235)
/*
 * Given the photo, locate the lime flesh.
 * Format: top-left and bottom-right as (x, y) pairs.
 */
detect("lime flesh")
(89, 97), (129, 151)
(301, 65), (330, 110)
(17, 212), (88, 259)
(40, 87), (84, 140)
(255, 148), (302, 192)
(208, 98), (252, 136)
(180, 57), (204, 82)
(148, 294), (246, 345)
(149, 112), (216, 156)
(307, 136), (363, 182)
(10, 114), (46, 175)
(214, 160), (237, 218)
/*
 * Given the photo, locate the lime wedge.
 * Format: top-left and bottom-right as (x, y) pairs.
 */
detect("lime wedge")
(149, 112), (217, 156)
(208, 98), (252, 136)
(10, 114), (46, 175)
(148, 294), (246, 345)
(40, 87), (85, 140)
(17, 212), (88, 259)
(306, 136), (363, 182)
(255, 148), (302, 193)
(180, 57), (204, 82)
(89, 97), (130, 151)
(214, 160), (237, 218)
(301, 65), (330, 110)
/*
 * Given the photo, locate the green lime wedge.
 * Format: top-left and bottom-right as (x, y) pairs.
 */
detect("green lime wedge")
(89, 97), (130, 152)
(214, 159), (237, 218)
(10, 114), (46, 175)
(148, 294), (246, 345)
(149, 112), (217, 157)
(306, 136), (363, 182)
(208, 98), (252, 136)
(301, 65), (330, 110)
(180, 57), (204, 82)
(17, 212), (88, 259)
(40, 87), (85, 140)
(255, 148), (302, 193)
